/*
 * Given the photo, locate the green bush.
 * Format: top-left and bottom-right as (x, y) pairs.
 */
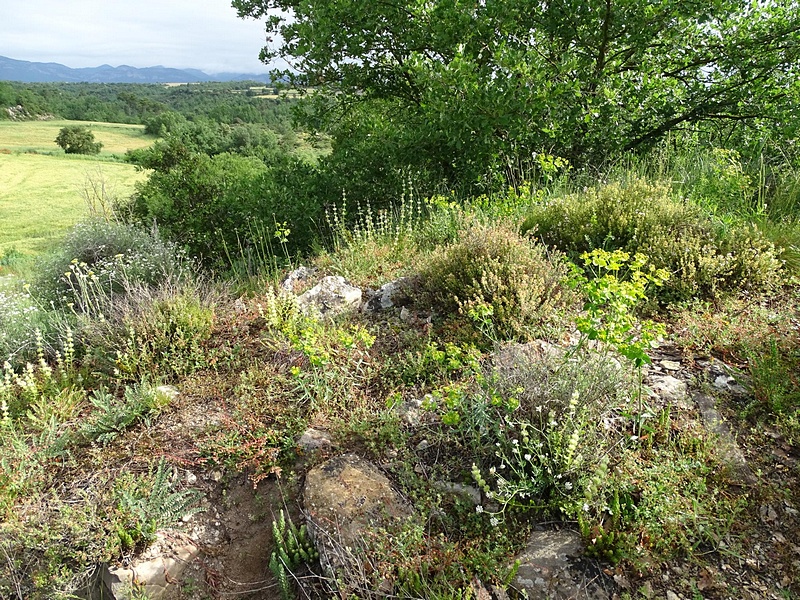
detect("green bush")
(127, 150), (322, 268)
(417, 223), (575, 341)
(54, 125), (102, 155)
(522, 178), (783, 300)
(33, 219), (190, 314)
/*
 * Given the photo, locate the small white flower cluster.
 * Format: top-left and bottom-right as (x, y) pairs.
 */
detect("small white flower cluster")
(0, 287), (43, 363)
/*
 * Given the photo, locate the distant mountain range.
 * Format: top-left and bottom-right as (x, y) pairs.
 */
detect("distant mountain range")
(0, 55), (270, 83)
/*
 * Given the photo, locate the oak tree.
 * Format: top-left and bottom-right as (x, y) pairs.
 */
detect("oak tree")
(55, 125), (103, 155)
(234, 0), (800, 184)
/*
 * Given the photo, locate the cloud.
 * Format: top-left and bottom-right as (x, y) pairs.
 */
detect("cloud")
(1, 0), (272, 73)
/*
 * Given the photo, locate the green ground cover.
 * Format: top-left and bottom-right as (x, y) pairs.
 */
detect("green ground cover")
(0, 171), (797, 599)
(0, 119), (155, 156)
(0, 121), (150, 261)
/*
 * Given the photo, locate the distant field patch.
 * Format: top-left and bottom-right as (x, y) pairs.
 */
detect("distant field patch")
(0, 120), (152, 261)
(0, 153), (145, 257)
(0, 119), (155, 156)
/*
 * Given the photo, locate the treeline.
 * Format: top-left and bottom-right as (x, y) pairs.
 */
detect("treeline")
(0, 80), (295, 129)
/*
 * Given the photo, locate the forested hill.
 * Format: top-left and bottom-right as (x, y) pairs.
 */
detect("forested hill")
(0, 80), (295, 126)
(0, 55), (269, 84)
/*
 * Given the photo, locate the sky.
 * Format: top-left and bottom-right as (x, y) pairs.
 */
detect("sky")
(1, 0), (276, 74)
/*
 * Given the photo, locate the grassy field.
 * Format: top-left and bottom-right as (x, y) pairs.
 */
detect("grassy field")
(0, 119), (155, 156)
(0, 121), (151, 260)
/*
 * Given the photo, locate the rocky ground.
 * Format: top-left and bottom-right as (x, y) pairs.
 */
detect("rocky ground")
(79, 273), (799, 600)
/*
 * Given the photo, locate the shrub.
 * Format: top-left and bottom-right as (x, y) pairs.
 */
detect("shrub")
(417, 223), (575, 341)
(54, 125), (102, 155)
(82, 281), (216, 382)
(33, 219), (191, 315)
(684, 148), (756, 217)
(456, 344), (634, 518)
(127, 150), (322, 267)
(522, 178), (783, 301)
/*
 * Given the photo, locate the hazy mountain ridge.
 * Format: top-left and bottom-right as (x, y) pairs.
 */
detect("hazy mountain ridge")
(0, 55), (269, 83)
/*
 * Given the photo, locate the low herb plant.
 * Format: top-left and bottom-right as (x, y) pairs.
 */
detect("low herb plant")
(256, 286), (376, 411)
(673, 291), (800, 444)
(111, 290), (215, 381)
(269, 510), (318, 600)
(114, 457), (204, 555)
(417, 222), (575, 343)
(316, 189), (423, 287)
(574, 249), (668, 435)
(200, 360), (303, 487)
(80, 382), (173, 445)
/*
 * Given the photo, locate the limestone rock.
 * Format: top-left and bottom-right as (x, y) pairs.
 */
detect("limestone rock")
(660, 359), (681, 371)
(493, 341), (566, 374)
(99, 534), (201, 599)
(510, 529), (614, 600)
(155, 385), (179, 403)
(362, 278), (409, 312)
(281, 265), (316, 293)
(396, 397), (424, 427)
(296, 276), (362, 317)
(713, 374), (749, 398)
(303, 454), (411, 571)
(297, 427), (333, 451)
(646, 374), (690, 408)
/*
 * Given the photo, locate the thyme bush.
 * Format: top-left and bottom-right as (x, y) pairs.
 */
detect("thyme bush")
(523, 178), (783, 301)
(417, 223), (575, 342)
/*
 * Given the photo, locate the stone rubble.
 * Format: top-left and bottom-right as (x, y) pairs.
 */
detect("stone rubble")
(296, 275), (362, 317)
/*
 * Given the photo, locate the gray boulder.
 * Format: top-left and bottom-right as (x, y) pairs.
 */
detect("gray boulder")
(296, 276), (362, 317)
(303, 454), (411, 574)
(509, 529), (614, 599)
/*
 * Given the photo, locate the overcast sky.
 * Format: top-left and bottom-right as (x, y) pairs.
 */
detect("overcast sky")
(1, 0), (276, 74)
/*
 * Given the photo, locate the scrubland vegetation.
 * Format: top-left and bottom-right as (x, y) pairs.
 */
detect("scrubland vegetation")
(2, 1), (800, 598)
(1, 143), (798, 599)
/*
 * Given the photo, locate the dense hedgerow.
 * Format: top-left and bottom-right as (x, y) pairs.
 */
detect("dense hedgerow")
(522, 179), (783, 301)
(417, 222), (575, 341)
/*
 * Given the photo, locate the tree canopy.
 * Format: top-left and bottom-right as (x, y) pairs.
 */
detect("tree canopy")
(234, 0), (800, 183)
(54, 125), (103, 155)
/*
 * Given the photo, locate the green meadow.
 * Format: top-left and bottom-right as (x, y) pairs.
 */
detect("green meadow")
(0, 121), (151, 259)
(0, 119), (155, 155)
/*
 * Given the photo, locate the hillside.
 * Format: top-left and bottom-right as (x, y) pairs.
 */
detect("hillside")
(0, 175), (798, 599)
(1, 2), (800, 597)
(0, 55), (269, 83)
